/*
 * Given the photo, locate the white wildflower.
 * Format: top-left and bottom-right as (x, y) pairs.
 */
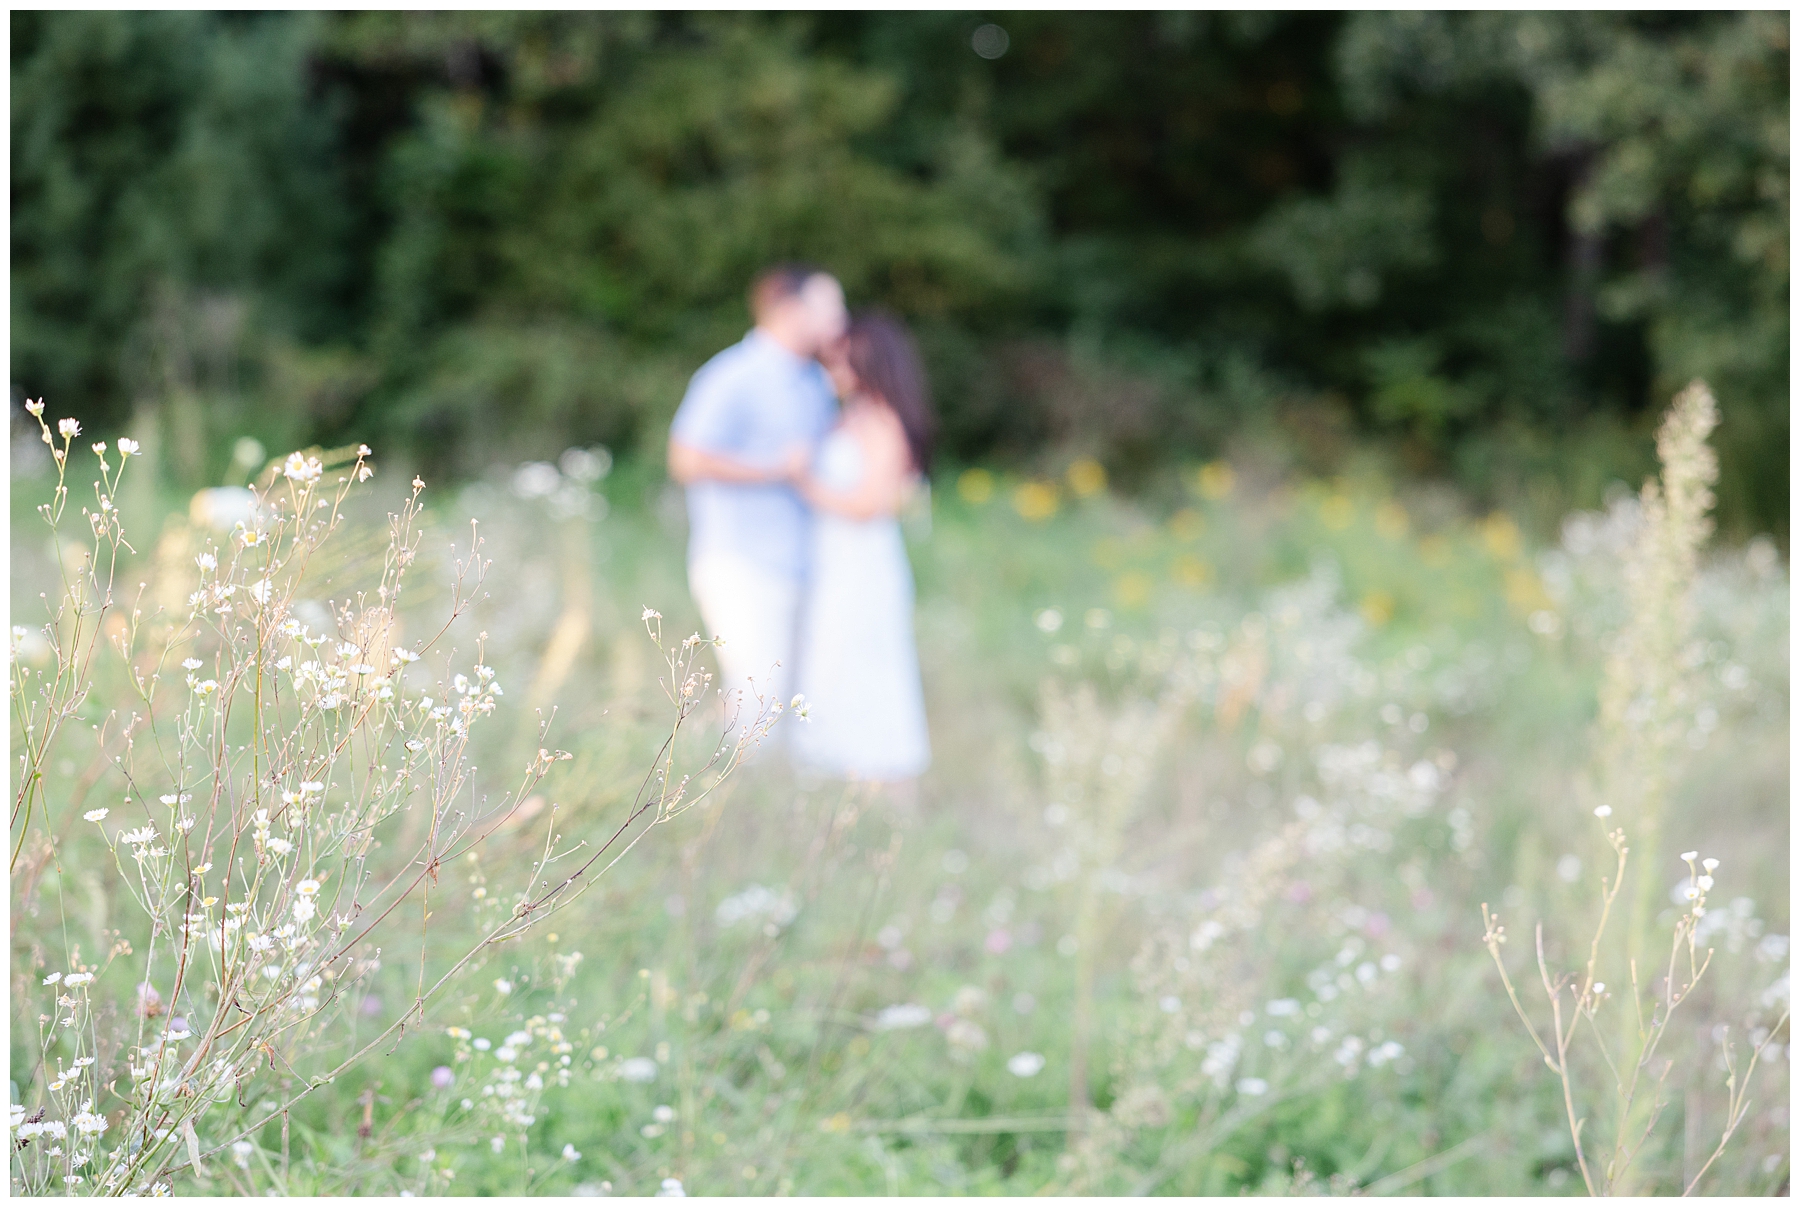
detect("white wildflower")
(1006, 1051), (1046, 1078)
(281, 453), (322, 484)
(874, 1003), (932, 1030)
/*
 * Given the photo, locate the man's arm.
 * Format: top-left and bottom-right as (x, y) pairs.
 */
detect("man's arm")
(667, 438), (805, 487)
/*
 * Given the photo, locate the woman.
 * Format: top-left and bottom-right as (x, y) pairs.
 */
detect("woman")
(789, 310), (933, 783)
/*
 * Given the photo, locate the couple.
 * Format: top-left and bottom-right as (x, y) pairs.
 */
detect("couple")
(667, 264), (932, 784)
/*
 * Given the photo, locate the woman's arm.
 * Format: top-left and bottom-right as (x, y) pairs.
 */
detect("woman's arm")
(798, 415), (911, 521)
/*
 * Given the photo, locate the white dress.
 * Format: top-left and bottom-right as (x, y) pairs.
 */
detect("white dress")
(793, 426), (931, 780)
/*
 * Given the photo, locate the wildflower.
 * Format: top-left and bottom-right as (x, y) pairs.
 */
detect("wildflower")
(44, 972), (62, 985)
(117, 437), (139, 456)
(619, 1057), (658, 1083)
(431, 1066), (454, 1089)
(658, 1178), (686, 1197)
(63, 972), (95, 988)
(296, 879), (321, 896)
(25, 399), (44, 417)
(563, 1143), (581, 1161)
(1236, 1077), (1270, 1096)
(496, 1047), (517, 1063)
(394, 648), (420, 664)
(70, 1107), (107, 1136)
(159, 793), (191, 806)
(1594, 805), (1613, 818)
(494, 978), (514, 995)
(1007, 1051), (1046, 1078)
(281, 452), (323, 484)
(58, 418), (81, 439)
(266, 838), (294, 856)
(473, 1038), (491, 1051)
(292, 898), (317, 923)
(641, 607), (661, 622)
(945, 1018), (988, 1058)
(1703, 858), (1720, 871)
(83, 809), (108, 823)
(194, 679), (219, 696)
(491, 1136), (506, 1154)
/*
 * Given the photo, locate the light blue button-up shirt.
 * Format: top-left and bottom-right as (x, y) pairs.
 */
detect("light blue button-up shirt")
(670, 330), (839, 581)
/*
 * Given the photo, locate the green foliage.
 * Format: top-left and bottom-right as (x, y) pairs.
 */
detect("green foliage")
(10, 432), (1788, 1194)
(9, 12), (1788, 529)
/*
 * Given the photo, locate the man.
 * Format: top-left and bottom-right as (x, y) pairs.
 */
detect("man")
(668, 263), (847, 730)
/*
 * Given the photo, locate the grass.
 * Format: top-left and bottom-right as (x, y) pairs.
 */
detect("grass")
(9, 424), (1789, 1195)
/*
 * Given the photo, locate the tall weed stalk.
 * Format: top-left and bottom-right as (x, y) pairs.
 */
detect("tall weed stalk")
(9, 408), (782, 1195)
(1481, 382), (1787, 1196)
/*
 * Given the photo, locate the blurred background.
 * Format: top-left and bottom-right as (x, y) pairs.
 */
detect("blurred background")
(7, 12), (1791, 1196)
(10, 10), (1789, 537)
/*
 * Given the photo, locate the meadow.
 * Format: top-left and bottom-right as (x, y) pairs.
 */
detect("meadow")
(9, 388), (1789, 1196)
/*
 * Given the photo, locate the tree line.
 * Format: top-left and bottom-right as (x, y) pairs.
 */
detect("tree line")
(11, 12), (1787, 532)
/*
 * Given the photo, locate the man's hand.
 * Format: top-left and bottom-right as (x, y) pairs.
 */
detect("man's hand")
(668, 438), (804, 487)
(777, 443), (812, 484)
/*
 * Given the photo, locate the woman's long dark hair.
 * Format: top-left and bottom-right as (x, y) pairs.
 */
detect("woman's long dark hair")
(846, 309), (934, 476)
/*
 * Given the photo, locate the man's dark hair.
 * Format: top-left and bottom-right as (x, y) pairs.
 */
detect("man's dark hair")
(749, 262), (825, 322)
